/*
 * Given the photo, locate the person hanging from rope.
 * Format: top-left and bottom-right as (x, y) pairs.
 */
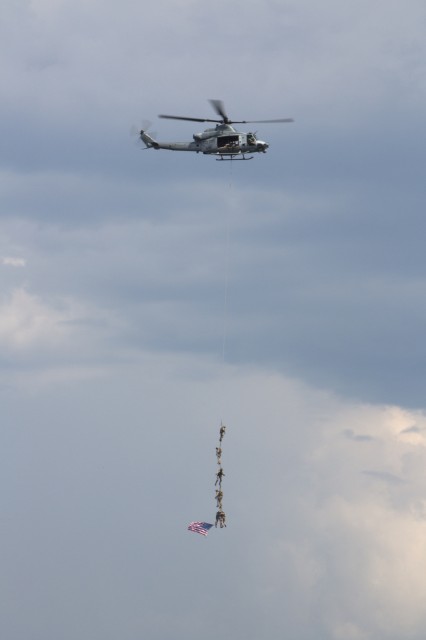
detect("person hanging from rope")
(216, 446), (222, 465)
(215, 467), (225, 487)
(219, 423), (226, 443)
(215, 510), (227, 528)
(215, 489), (223, 509)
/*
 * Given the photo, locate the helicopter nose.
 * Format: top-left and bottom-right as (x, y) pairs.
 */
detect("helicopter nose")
(257, 141), (269, 153)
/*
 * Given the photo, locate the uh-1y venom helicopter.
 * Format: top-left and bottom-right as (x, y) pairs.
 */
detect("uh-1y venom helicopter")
(139, 99), (294, 161)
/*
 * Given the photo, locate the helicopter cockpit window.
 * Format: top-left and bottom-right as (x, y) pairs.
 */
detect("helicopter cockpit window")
(247, 133), (256, 145)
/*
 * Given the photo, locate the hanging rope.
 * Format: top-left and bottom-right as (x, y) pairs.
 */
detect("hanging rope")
(188, 167), (233, 537)
(221, 162), (233, 366)
(215, 162), (233, 529)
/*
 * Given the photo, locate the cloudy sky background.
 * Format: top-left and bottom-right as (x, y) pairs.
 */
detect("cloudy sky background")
(2, 1), (426, 638)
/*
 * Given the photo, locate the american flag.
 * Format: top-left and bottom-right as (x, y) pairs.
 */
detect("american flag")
(187, 521), (213, 536)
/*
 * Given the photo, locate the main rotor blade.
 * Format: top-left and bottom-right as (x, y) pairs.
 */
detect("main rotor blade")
(233, 118), (295, 124)
(209, 99), (229, 122)
(158, 114), (221, 123)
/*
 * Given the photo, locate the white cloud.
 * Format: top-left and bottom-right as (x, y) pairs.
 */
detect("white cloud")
(2, 256), (26, 267)
(0, 287), (121, 361)
(0, 288), (74, 348)
(254, 396), (426, 638)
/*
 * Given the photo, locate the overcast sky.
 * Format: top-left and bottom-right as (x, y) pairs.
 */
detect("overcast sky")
(2, 1), (426, 639)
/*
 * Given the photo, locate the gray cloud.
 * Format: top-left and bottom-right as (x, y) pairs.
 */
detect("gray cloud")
(343, 429), (374, 442)
(401, 424), (424, 434)
(2, 157), (426, 406)
(362, 469), (406, 485)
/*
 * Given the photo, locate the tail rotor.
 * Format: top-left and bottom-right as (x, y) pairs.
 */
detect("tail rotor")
(130, 120), (157, 149)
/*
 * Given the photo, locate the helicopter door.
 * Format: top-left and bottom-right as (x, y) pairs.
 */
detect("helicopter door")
(217, 135), (239, 150)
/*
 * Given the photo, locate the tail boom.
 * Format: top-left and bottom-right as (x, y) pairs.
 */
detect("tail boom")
(140, 130), (159, 149)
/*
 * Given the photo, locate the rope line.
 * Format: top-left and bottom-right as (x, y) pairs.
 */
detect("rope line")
(215, 162), (233, 528)
(221, 161), (233, 365)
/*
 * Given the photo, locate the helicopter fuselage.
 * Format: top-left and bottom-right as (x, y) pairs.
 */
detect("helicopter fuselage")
(140, 123), (269, 158)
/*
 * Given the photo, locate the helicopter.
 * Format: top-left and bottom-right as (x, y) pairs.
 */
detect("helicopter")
(139, 99), (294, 161)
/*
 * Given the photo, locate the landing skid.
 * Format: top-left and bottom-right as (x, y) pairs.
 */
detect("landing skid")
(216, 155), (254, 161)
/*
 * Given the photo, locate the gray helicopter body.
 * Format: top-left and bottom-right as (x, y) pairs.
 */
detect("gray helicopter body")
(139, 100), (293, 161)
